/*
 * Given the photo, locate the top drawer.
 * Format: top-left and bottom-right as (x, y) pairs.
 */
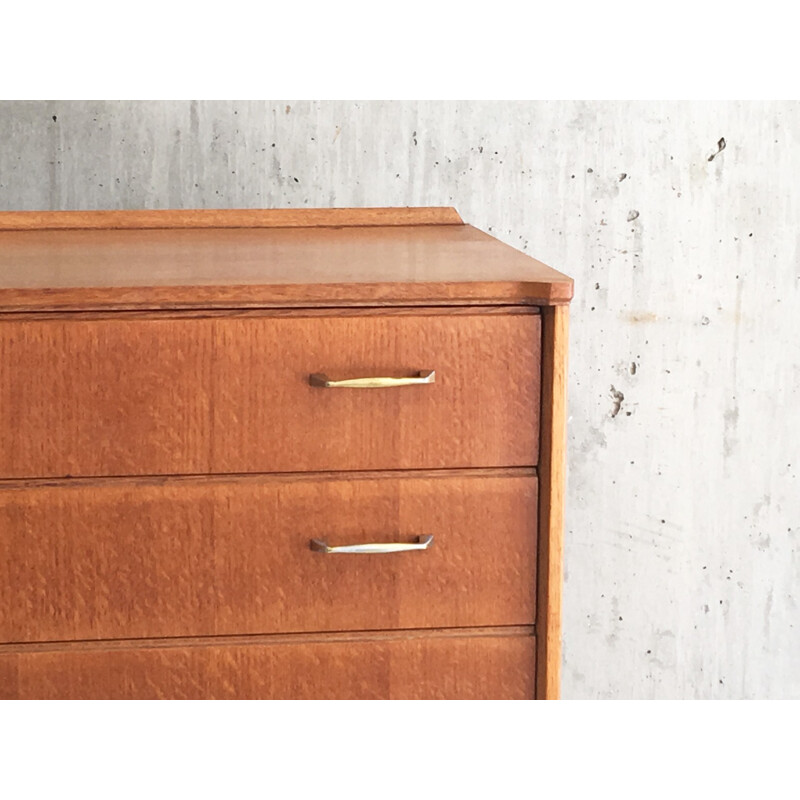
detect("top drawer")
(0, 309), (540, 478)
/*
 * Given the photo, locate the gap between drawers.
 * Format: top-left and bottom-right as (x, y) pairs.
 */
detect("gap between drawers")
(0, 465), (538, 490)
(0, 625), (536, 655)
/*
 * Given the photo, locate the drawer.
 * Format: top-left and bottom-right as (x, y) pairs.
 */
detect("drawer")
(0, 309), (540, 479)
(0, 630), (536, 699)
(0, 472), (537, 643)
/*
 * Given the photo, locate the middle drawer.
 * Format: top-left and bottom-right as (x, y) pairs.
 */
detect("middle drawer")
(0, 471), (537, 644)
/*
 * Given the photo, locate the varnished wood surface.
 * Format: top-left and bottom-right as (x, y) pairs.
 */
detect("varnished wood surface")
(536, 305), (568, 700)
(0, 311), (541, 479)
(0, 207), (464, 231)
(0, 473), (537, 643)
(0, 223), (573, 311)
(0, 630), (536, 700)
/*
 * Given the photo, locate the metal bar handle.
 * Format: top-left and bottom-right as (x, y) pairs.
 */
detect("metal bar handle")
(310, 535), (434, 554)
(309, 370), (435, 389)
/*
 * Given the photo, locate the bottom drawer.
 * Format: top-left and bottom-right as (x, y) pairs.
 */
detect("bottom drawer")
(0, 629), (535, 700)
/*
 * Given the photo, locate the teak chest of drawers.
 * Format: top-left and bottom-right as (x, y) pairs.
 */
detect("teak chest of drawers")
(0, 207), (572, 700)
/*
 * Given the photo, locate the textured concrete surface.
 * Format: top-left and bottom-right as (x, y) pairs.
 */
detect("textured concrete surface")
(1, 100), (798, 698)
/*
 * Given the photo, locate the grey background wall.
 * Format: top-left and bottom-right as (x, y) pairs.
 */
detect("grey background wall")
(1, 100), (797, 699)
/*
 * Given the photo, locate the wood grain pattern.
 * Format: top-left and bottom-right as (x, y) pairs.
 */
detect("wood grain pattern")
(0, 473), (537, 643)
(535, 305), (568, 700)
(0, 223), (573, 311)
(0, 207), (464, 231)
(0, 630), (536, 700)
(0, 311), (541, 479)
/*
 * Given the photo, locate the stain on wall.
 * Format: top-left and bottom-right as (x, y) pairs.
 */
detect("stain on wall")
(1, 100), (798, 698)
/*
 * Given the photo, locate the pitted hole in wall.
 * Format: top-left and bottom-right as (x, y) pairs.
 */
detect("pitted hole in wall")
(708, 137), (727, 162)
(609, 385), (625, 418)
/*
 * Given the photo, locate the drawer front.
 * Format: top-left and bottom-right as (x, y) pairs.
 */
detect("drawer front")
(0, 631), (536, 699)
(0, 473), (537, 643)
(0, 310), (540, 479)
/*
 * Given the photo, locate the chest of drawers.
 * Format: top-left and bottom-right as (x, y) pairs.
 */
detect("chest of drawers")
(0, 207), (572, 699)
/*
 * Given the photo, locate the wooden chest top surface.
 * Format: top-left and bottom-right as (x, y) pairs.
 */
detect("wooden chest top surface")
(0, 207), (573, 311)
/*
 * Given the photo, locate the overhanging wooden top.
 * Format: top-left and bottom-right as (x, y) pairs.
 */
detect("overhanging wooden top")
(0, 207), (464, 231)
(0, 208), (573, 311)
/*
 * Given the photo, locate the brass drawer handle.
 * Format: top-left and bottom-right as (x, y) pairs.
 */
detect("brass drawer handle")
(309, 370), (435, 388)
(310, 535), (434, 554)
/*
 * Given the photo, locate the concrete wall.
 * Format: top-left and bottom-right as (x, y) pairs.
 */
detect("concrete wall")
(1, 100), (797, 698)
